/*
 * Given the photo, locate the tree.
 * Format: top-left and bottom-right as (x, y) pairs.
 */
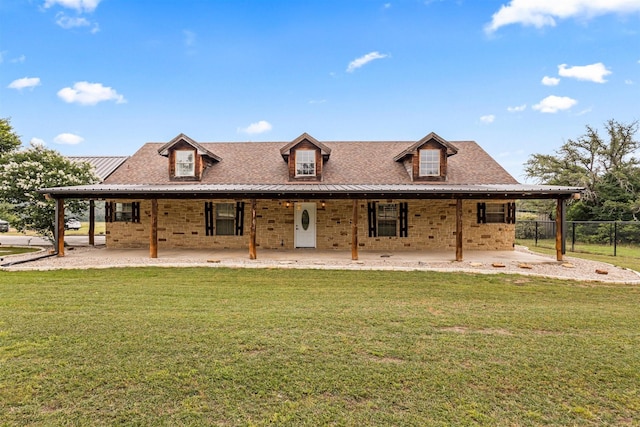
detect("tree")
(0, 118), (22, 155)
(524, 119), (640, 221)
(0, 135), (98, 241)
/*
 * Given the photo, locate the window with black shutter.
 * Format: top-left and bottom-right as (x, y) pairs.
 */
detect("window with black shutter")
(367, 202), (409, 237)
(477, 202), (515, 224)
(204, 202), (244, 236)
(105, 202), (140, 223)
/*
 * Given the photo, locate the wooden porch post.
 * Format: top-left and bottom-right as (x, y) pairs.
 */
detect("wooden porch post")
(249, 199), (257, 260)
(456, 198), (463, 261)
(88, 200), (95, 246)
(150, 198), (158, 259)
(56, 198), (65, 257)
(351, 199), (358, 260)
(555, 198), (564, 261)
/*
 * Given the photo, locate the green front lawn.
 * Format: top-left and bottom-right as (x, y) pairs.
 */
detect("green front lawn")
(517, 238), (640, 271)
(1, 268), (638, 425)
(0, 246), (41, 257)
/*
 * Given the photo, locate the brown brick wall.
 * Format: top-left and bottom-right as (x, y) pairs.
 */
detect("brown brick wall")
(106, 199), (514, 251)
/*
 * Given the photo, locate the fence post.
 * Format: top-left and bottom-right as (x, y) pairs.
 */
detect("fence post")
(571, 221), (575, 252)
(614, 221), (618, 257)
(535, 221), (539, 246)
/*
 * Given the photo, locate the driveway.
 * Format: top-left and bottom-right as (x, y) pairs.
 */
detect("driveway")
(0, 235), (106, 247)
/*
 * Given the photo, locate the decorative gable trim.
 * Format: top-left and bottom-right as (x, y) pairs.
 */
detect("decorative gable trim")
(280, 133), (331, 182)
(158, 133), (222, 162)
(280, 133), (331, 162)
(158, 133), (221, 182)
(394, 132), (457, 182)
(393, 132), (457, 162)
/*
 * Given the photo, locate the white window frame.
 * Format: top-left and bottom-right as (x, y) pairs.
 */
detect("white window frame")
(295, 150), (316, 177)
(419, 149), (440, 176)
(175, 150), (196, 177)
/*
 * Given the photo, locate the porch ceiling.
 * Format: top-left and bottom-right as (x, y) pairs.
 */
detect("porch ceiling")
(40, 183), (583, 200)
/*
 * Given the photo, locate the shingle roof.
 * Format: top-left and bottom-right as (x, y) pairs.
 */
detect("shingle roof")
(68, 156), (129, 181)
(104, 140), (518, 185)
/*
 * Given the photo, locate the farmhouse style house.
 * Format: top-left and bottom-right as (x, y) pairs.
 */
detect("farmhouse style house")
(42, 132), (582, 261)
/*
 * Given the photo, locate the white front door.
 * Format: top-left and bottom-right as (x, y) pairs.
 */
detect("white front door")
(294, 202), (316, 248)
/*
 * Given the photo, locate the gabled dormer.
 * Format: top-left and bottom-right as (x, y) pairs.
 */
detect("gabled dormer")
(158, 133), (221, 181)
(280, 133), (331, 181)
(393, 132), (458, 182)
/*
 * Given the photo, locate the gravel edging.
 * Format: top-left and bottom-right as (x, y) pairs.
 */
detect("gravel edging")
(3, 245), (640, 284)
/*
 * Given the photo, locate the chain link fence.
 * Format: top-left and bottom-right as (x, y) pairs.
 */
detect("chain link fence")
(516, 220), (640, 257)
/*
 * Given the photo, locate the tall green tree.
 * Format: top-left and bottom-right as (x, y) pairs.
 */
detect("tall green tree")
(0, 120), (98, 240)
(524, 119), (640, 221)
(0, 117), (22, 155)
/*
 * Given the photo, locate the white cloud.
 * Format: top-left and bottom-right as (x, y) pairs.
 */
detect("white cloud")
(54, 133), (84, 145)
(30, 138), (46, 147)
(55, 13), (90, 28)
(1, 52), (27, 64)
(55, 12), (99, 32)
(542, 76), (560, 86)
(558, 62), (612, 83)
(346, 51), (389, 73)
(44, 0), (101, 13)
(625, 79), (635, 85)
(57, 81), (126, 105)
(8, 77), (41, 90)
(485, 0), (640, 33)
(10, 55), (26, 63)
(237, 120), (273, 135)
(507, 104), (527, 112)
(480, 114), (496, 124)
(533, 95), (578, 113)
(384, 3), (391, 9)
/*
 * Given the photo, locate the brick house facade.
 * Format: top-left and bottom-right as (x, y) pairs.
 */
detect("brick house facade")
(42, 132), (582, 261)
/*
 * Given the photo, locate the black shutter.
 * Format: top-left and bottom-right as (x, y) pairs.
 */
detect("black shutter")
(477, 202), (486, 224)
(367, 202), (377, 237)
(132, 202), (140, 223)
(204, 202), (214, 236)
(235, 201), (245, 236)
(506, 202), (516, 224)
(399, 202), (409, 237)
(105, 202), (113, 223)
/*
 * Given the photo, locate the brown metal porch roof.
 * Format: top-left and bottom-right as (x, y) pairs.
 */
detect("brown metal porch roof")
(41, 183), (583, 200)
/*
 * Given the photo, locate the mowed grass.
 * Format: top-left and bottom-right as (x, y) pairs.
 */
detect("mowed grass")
(0, 246), (41, 257)
(517, 238), (640, 271)
(1, 268), (639, 426)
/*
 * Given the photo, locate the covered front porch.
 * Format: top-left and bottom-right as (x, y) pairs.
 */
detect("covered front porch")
(42, 183), (582, 262)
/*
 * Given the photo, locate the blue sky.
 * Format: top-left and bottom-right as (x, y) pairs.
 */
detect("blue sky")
(1, 0), (639, 182)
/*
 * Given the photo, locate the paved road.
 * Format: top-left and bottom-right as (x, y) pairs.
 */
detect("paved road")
(0, 235), (106, 247)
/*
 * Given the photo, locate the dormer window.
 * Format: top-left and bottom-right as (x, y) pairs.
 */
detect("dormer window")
(419, 149), (440, 176)
(394, 132), (457, 182)
(296, 150), (316, 177)
(280, 133), (331, 182)
(175, 150), (195, 177)
(158, 133), (221, 181)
